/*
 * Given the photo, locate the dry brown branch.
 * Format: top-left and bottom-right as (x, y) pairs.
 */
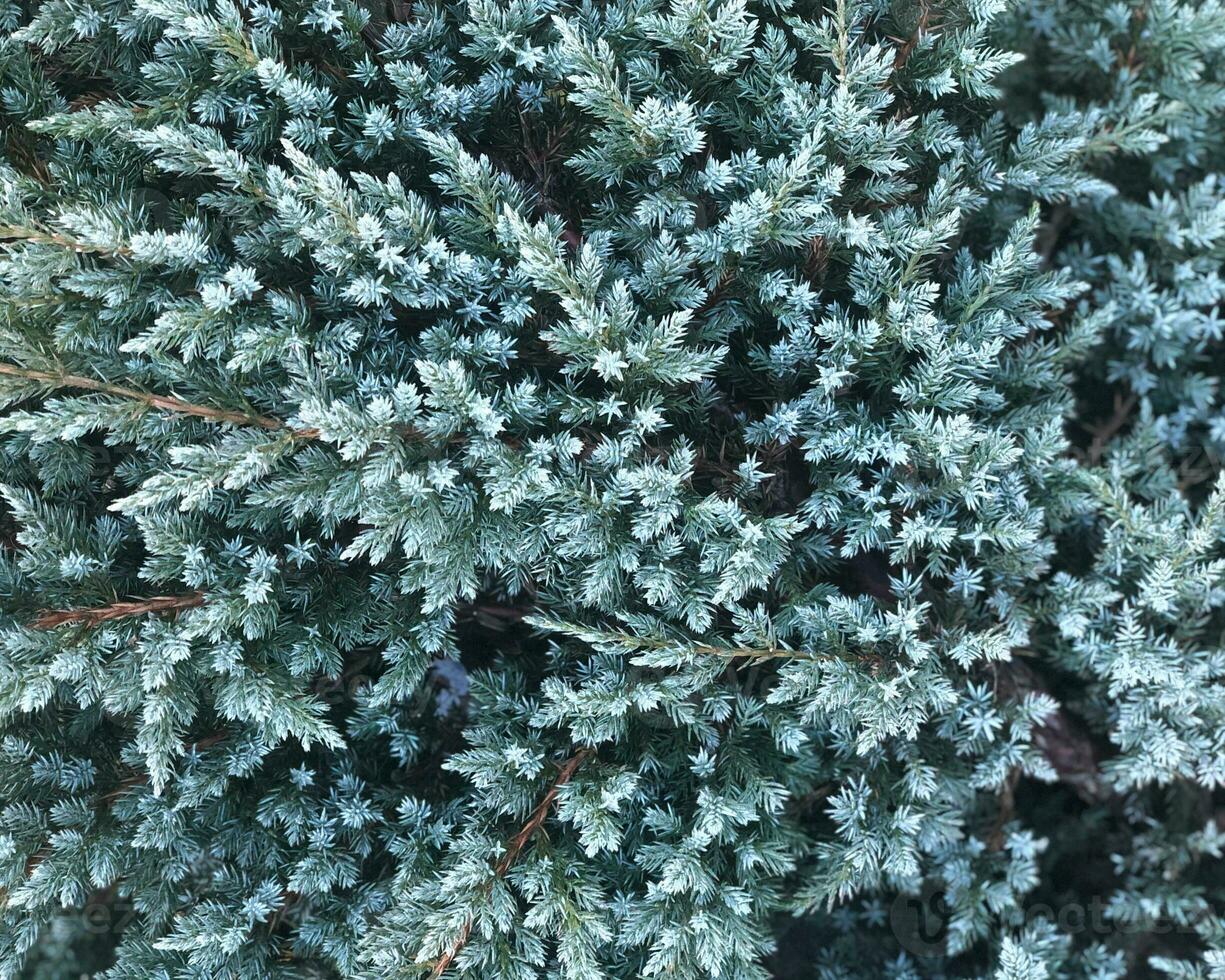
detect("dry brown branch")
(429, 748), (594, 978)
(30, 591), (206, 630)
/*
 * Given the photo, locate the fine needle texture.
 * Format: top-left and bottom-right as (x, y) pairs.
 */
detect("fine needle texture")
(0, 0), (1223, 978)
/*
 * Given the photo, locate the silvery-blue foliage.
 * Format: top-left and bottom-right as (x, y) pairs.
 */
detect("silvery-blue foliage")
(0, 0), (1222, 977)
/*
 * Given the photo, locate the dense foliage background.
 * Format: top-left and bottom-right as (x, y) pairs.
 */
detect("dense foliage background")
(0, 0), (1223, 976)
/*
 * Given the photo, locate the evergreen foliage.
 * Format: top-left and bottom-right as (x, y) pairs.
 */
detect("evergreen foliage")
(0, 0), (1221, 976)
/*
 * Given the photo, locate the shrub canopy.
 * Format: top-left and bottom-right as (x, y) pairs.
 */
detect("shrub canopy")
(0, 0), (1224, 977)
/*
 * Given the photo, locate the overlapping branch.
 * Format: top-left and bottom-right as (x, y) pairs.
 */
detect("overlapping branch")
(429, 749), (594, 978)
(0, 224), (132, 257)
(0, 362), (320, 438)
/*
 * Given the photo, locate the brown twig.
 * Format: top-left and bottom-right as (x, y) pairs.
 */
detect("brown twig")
(358, 22), (387, 61)
(1116, 4), (1147, 73)
(268, 888), (303, 935)
(803, 235), (830, 286)
(96, 771), (154, 804)
(30, 591), (206, 630)
(1176, 446), (1220, 494)
(429, 749), (593, 978)
(636, 630), (884, 669)
(994, 661), (1112, 805)
(892, 0), (932, 73)
(0, 362), (321, 438)
(986, 768), (1020, 852)
(538, 615), (887, 672)
(1034, 204), (1071, 265)
(1086, 387), (1138, 465)
(95, 733), (229, 802)
(493, 750), (591, 876)
(790, 782), (837, 817)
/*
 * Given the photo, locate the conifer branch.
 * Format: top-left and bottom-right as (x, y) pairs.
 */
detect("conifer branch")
(428, 748), (593, 978)
(493, 749), (591, 877)
(0, 363), (321, 438)
(528, 616), (882, 668)
(94, 735), (228, 803)
(0, 224), (132, 257)
(30, 591), (206, 630)
(1, 0), (1217, 972)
